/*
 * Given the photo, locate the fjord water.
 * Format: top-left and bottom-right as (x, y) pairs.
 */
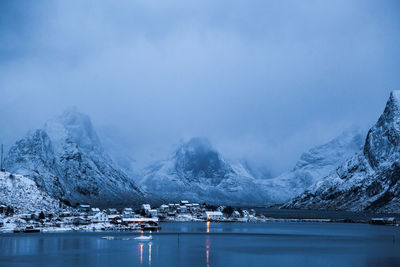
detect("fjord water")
(0, 222), (399, 267)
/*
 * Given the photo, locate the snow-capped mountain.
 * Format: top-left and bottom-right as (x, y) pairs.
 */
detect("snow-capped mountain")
(0, 171), (65, 214)
(139, 137), (267, 205)
(4, 108), (143, 207)
(285, 91), (400, 212)
(259, 129), (364, 203)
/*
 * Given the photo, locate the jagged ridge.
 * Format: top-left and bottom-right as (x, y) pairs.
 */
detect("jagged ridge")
(5, 109), (143, 207)
(285, 91), (400, 212)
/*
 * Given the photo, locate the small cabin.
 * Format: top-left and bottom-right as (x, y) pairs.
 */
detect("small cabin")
(206, 211), (223, 221)
(92, 212), (109, 223)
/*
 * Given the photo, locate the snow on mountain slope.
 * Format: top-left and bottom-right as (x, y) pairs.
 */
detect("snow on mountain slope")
(139, 137), (267, 205)
(258, 129), (364, 203)
(0, 171), (64, 214)
(285, 91), (400, 212)
(5, 108), (144, 207)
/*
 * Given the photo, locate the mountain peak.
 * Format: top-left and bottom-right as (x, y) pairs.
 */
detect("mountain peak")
(44, 108), (101, 153)
(378, 91), (400, 124)
(286, 91), (400, 212)
(364, 91), (400, 169)
(173, 137), (232, 180)
(178, 137), (214, 154)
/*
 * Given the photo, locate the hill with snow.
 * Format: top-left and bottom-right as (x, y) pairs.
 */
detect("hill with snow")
(259, 129), (364, 203)
(0, 171), (65, 214)
(139, 137), (268, 205)
(285, 91), (400, 212)
(4, 109), (144, 207)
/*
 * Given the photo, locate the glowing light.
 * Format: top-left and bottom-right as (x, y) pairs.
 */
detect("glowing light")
(140, 243), (143, 264)
(149, 243), (152, 266)
(205, 233), (211, 267)
(206, 221), (210, 233)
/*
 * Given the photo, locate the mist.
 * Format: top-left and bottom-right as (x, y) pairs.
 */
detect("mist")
(1, 0), (399, 175)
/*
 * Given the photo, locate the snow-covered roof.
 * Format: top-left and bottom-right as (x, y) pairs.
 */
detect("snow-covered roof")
(142, 204), (151, 210)
(122, 217), (158, 222)
(206, 211), (223, 216)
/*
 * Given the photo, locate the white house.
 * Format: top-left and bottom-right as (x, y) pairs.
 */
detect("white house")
(123, 208), (133, 213)
(159, 205), (169, 212)
(206, 211), (223, 221)
(123, 211), (135, 218)
(180, 200), (189, 205)
(178, 206), (187, 213)
(191, 203), (200, 211)
(148, 209), (158, 217)
(142, 204), (151, 211)
(90, 208), (100, 215)
(92, 212), (109, 223)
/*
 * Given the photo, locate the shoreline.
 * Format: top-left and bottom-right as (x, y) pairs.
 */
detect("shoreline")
(1, 217), (398, 235)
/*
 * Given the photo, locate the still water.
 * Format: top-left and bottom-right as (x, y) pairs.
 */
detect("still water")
(0, 222), (399, 267)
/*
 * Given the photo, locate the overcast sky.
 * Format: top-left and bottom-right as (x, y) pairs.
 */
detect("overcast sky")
(1, 0), (399, 174)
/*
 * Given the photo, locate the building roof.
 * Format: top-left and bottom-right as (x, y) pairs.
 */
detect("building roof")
(122, 217), (158, 223)
(206, 211), (223, 216)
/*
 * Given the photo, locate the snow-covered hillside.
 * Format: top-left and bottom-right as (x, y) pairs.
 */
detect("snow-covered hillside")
(259, 129), (364, 203)
(285, 91), (400, 212)
(139, 137), (267, 205)
(139, 132), (364, 206)
(0, 171), (64, 214)
(4, 108), (143, 207)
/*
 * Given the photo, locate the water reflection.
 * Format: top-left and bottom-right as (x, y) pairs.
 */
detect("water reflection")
(139, 243), (143, 264)
(205, 224), (211, 267)
(149, 243), (152, 266)
(138, 242), (153, 265)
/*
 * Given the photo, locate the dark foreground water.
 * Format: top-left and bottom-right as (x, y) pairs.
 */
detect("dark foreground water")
(1, 222), (399, 267)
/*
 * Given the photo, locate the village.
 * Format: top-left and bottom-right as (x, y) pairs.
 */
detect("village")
(0, 201), (266, 233)
(1, 200), (398, 234)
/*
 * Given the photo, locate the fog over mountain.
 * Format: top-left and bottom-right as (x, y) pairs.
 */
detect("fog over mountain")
(1, 0), (400, 174)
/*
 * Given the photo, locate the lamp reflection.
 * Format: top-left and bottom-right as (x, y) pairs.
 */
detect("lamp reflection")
(205, 229), (211, 267)
(140, 243), (143, 264)
(149, 243), (152, 266)
(138, 242), (152, 265)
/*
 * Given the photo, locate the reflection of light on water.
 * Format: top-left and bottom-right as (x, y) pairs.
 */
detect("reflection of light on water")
(149, 243), (152, 266)
(138, 241), (153, 265)
(206, 247), (210, 267)
(205, 230), (211, 267)
(140, 243), (143, 264)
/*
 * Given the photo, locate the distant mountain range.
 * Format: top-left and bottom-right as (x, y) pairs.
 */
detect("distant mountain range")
(138, 137), (267, 205)
(259, 129), (364, 203)
(285, 91), (400, 213)
(2, 92), (399, 213)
